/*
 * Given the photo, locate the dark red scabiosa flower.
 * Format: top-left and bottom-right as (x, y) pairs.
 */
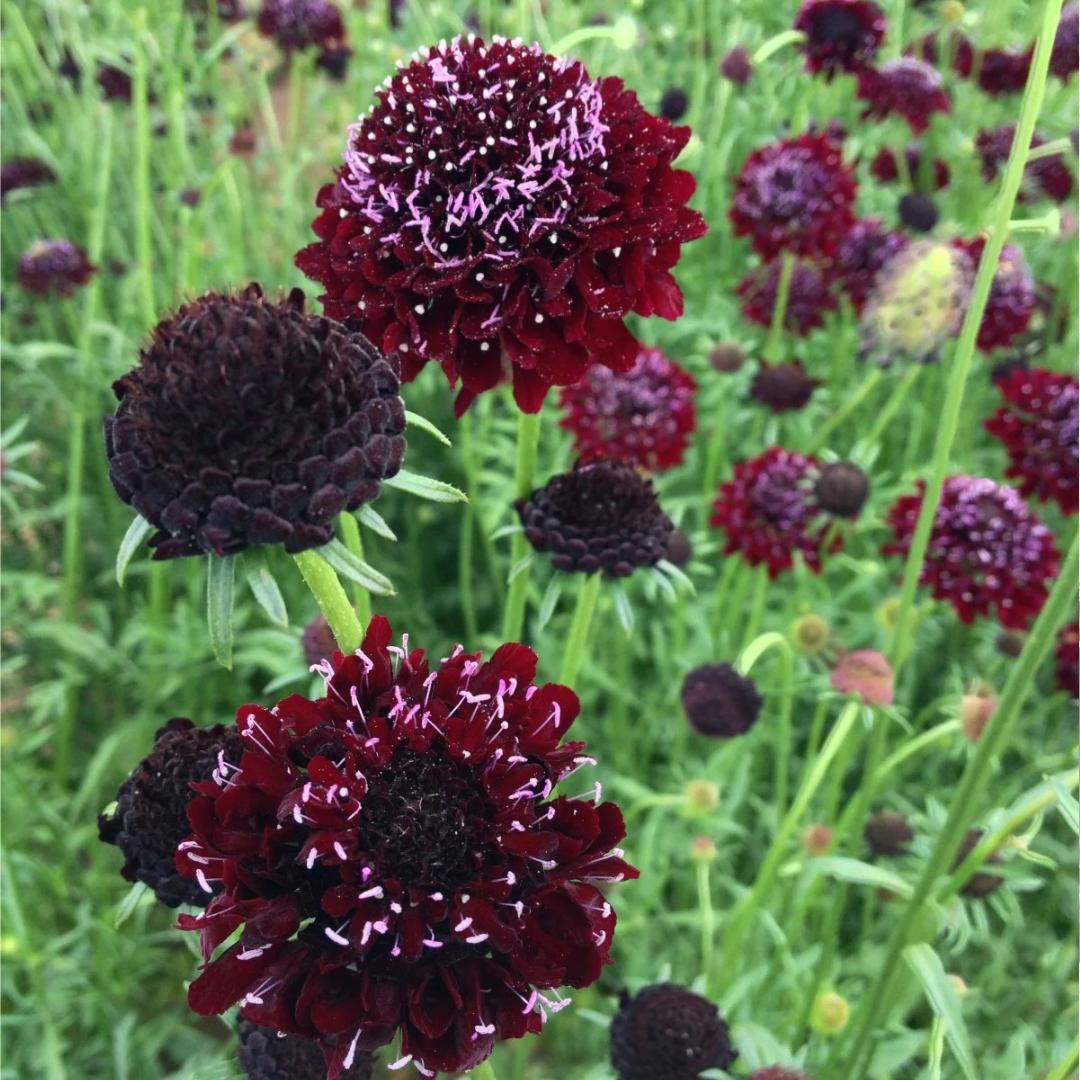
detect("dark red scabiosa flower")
(882, 475), (1059, 629)
(913, 30), (975, 77)
(749, 360), (820, 413)
(296, 37), (706, 416)
(558, 347), (696, 472)
(794, 0), (886, 78)
(976, 46), (1033, 97)
(16, 239), (96, 297)
(815, 461), (869, 517)
(984, 367), (1079, 515)
(737, 259), (838, 336)
(864, 810), (914, 857)
(869, 146), (950, 191)
(710, 447), (838, 578)
(238, 1019), (373, 1080)
(659, 87), (688, 121)
(610, 984), (737, 1080)
(729, 133), (857, 260)
(177, 616), (637, 1077)
(316, 45), (353, 80)
(856, 59), (950, 134)
(1051, 3), (1078, 81)
(516, 459), (674, 577)
(1055, 620), (1079, 697)
(974, 125), (1075, 204)
(302, 615), (340, 668)
(719, 45), (753, 86)
(952, 238), (1035, 353)
(99, 718), (244, 908)
(257, 0), (345, 53)
(680, 664), (763, 739)
(952, 829), (1004, 898)
(97, 62), (133, 101)
(1, 158), (56, 203)
(829, 217), (908, 313)
(104, 285), (405, 560)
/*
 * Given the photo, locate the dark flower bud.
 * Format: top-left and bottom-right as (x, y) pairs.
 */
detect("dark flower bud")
(179, 187), (201, 207)
(666, 529), (693, 567)
(237, 1019), (372, 1080)
(953, 828), (1004, 897)
(229, 125), (258, 157)
(1, 158), (56, 203)
(719, 45), (753, 86)
(899, 191), (938, 233)
(709, 342), (746, 372)
(864, 810), (914, 857)
(815, 461), (869, 517)
(659, 87), (688, 121)
(750, 360), (820, 413)
(681, 663), (763, 738)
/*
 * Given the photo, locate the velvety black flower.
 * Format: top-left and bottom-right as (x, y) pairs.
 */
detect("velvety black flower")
(952, 829), (1004, 898)
(237, 1019), (373, 1080)
(610, 984), (737, 1080)
(315, 45), (352, 80)
(659, 87), (688, 121)
(710, 447), (839, 578)
(1055, 620), (1079, 697)
(257, 0), (345, 53)
(794, 0), (886, 78)
(666, 529), (692, 567)
(829, 217), (908, 313)
(302, 614), (339, 667)
(558, 347), (696, 472)
(737, 259), (838, 336)
(883, 475), (1058, 629)
(898, 192), (937, 233)
(516, 459), (673, 577)
(869, 146), (950, 191)
(709, 342), (746, 372)
(856, 59), (950, 133)
(297, 36), (706, 416)
(952, 238), (1034, 353)
(984, 367), (1078, 515)
(97, 62), (133, 101)
(730, 133), (857, 259)
(749, 360), (820, 413)
(719, 45), (753, 86)
(1, 158), (56, 203)
(864, 810), (914, 857)
(680, 664), (763, 739)
(1051, 3), (1078, 81)
(815, 461), (869, 516)
(975, 125), (1074, 204)
(230, 125), (259, 158)
(177, 616), (636, 1077)
(179, 187), (202, 207)
(16, 239), (96, 297)
(104, 284), (405, 560)
(99, 718), (244, 907)
(976, 47), (1032, 97)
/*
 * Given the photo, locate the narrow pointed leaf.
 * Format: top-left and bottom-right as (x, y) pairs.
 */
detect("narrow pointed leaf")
(537, 577), (564, 630)
(612, 585), (634, 635)
(114, 882), (150, 928)
(384, 468), (468, 503)
(207, 554), (236, 669)
(243, 552), (289, 628)
(357, 504), (397, 541)
(404, 409), (452, 447)
(116, 515), (153, 585)
(903, 943), (978, 1080)
(318, 539), (395, 595)
(807, 856), (913, 897)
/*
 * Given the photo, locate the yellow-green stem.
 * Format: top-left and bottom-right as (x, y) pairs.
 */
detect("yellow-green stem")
(502, 410), (542, 641)
(558, 572), (602, 686)
(337, 514), (371, 628)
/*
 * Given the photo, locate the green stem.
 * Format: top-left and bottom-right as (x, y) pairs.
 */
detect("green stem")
(337, 514), (371, 628)
(1044, 1039), (1080, 1080)
(558, 573), (602, 686)
(502, 410), (542, 641)
(808, 369), (882, 453)
(293, 550), (364, 654)
(697, 858), (717, 992)
(741, 565), (769, 648)
(752, 29), (806, 65)
(765, 250), (796, 362)
(862, 366), (920, 449)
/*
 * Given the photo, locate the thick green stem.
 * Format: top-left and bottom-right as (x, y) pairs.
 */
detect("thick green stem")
(293, 550), (363, 654)
(697, 859), (717, 992)
(502, 410), (542, 641)
(765, 250), (796, 362)
(337, 514), (371, 628)
(738, 632), (795, 816)
(558, 572), (602, 686)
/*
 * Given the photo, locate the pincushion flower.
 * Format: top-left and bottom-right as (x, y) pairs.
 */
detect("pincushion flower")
(856, 59), (950, 134)
(952, 238), (1034, 352)
(1, 157), (56, 203)
(680, 664), (763, 739)
(865, 810), (914, 856)
(975, 125), (1074, 204)
(882, 475), (1058, 629)
(710, 447), (838, 578)
(104, 285), (405, 560)
(794, 0), (887, 78)
(1055, 620), (1079, 697)
(729, 133), (857, 259)
(16, 239), (95, 297)
(296, 35), (706, 415)
(869, 146), (950, 191)
(257, 0), (345, 54)
(953, 829), (1005, 898)
(830, 217), (908, 313)
(749, 360), (820, 413)
(1051, 3), (1079, 81)
(558, 347), (696, 472)
(976, 47), (1032, 97)
(177, 616), (637, 1077)
(737, 259), (837, 335)
(238, 1018), (373, 1080)
(984, 367), (1078, 514)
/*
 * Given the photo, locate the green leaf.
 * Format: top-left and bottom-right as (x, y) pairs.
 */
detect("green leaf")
(116, 515), (152, 585)
(243, 551), (289, 628)
(903, 943), (978, 1080)
(612, 585), (634, 635)
(807, 856), (914, 897)
(114, 882), (150, 928)
(357, 504), (397, 541)
(207, 554), (236, 669)
(318, 539), (395, 596)
(1049, 774), (1080, 835)
(536, 577), (563, 630)
(383, 468), (468, 503)
(404, 409), (453, 447)
(508, 552), (534, 583)
(657, 558), (696, 594)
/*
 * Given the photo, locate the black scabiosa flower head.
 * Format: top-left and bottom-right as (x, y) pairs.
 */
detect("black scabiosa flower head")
(238, 1019), (373, 1080)
(680, 664), (763, 739)
(315, 44), (352, 80)
(16, 239), (96, 297)
(1, 158), (56, 203)
(952, 237), (1035, 353)
(709, 342), (746, 372)
(730, 133), (857, 259)
(856, 59), (950, 133)
(177, 616), (637, 1077)
(815, 461), (869, 516)
(97, 62), (133, 102)
(749, 360), (820, 413)
(98, 718), (244, 907)
(297, 35), (706, 415)
(1052, 3), (1078, 81)
(104, 285), (405, 560)
(516, 459), (674, 577)
(719, 45), (753, 86)
(953, 829), (1004, 898)
(737, 259), (837, 336)
(659, 87), (689, 121)
(794, 0), (887, 78)
(610, 984), (736, 1080)
(898, 192), (938, 233)
(864, 810), (914, 856)
(829, 217), (908, 313)
(230, 125), (259, 158)
(975, 125), (1075, 204)
(301, 614), (339, 667)
(1055, 620), (1079, 697)
(869, 145), (950, 191)
(257, 0), (345, 54)
(976, 46), (1033, 97)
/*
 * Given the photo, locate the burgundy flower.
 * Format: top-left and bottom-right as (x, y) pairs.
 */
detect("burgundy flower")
(856, 59), (950, 134)
(257, 0), (345, 53)
(882, 475), (1059, 629)
(749, 360), (820, 413)
(869, 146), (950, 191)
(864, 810), (914, 856)
(177, 616), (637, 1077)
(230, 125), (259, 158)
(1055, 620), (1079, 697)
(516, 459), (673, 577)
(815, 461), (870, 516)
(719, 45), (753, 86)
(710, 447), (838, 578)
(558, 347), (696, 472)
(952, 238), (1034, 353)
(296, 36), (706, 416)
(104, 285), (405, 560)
(238, 1019), (373, 1080)
(952, 829), (1004, 898)
(976, 47), (1032, 97)
(729, 133), (857, 259)
(1, 158), (56, 203)
(16, 239), (95, 297)
(914, 30), (975, 77)
(975, 125), (1074, 204)
(794, 0), (887, 78)
(680, 665), (763, 739)
(737, 259), (837, 335)
(1051, 3), (1078, 81)
(709, 342), (746, 373)
(97, 62), (133, 101)
(829, 217), (908, 313)
(984, 367), (1078, 515)
(316, 45), (353, 80)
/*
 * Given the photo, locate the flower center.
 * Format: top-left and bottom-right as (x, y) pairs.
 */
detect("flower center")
(812, 7), (863, 49)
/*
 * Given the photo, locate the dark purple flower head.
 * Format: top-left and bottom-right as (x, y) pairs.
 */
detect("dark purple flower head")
(316, 45), (353, 80)
(953, 829), (1004, 898)
(869, 146), (950, 191)
(177, 616), (636, 1078)
(680, 664), (763, 739)
(975, 125), (1074, 204)
(16, 239), (96, 297)
(610, 984), (737, 1080)
(977, 46), (1032, 97)
(659, 87), (688, 121)
(737, 259), (837, 335)
(898, 192), (938, 233)
(302, 614), (339, 668)
(516, 459), (674, 577)
(97, 62), (133, 101)
(864, 810), (914, 857)
(829, 217), (908, 313)
(558, 347), (697, 472)
(1051, 3), (1078, 81)
(237, 1019), (373, 1080)
(297, 35), (705, 416)
(709, 342), (746, 372)
(719, 45), (753, 85)
(230, 125), (259, 158)
(794, 0), (887, 78)
(1, 158), (56, 203)
(730, 133), (857, 259)
(257, 0), (345, 53)
(815, 461), (869, 516)
(856, 58), (950, 133)
(104, 284), (405, 560)
(883, 475), (1059, 629)
(952, 238), (1035, 353)
(749, 360), (820, 413)
(1055, 620), (1079, 697)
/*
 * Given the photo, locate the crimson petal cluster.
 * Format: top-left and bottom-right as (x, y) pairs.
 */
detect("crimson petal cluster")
(794, 0), (887, 78)
(829, 217), (908, 313)
(856, 58), (950, 133)
(952, 238), (1035, 353)
(16, 239), (95, 297)
(737, 259), (837, 335)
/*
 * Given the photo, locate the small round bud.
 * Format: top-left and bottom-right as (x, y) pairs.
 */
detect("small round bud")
(803, 823), (833, 856)
(810, 990), (850, 1035)
(995, 630), (1025, 657)
(690, 836), (718, 863)
(666, 528), (693, 567)
(681, 663), (764, 738)
(939, 0), (966, 22)
(831, 650), (894, 707)
(865, 810), (914, 856)
(685, 780), (720, 815)
(612, 16), (639, 50)
(953, 828), (1005, 898)
(960, 691), (996, 743)
(719, 45), (752, 86)
(791, 614), (831, 655)
(815, 462), (870, 517)
(899, 192), (939, 233)
(709, 342), (746, 373)
(659, 87), (689, 121)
